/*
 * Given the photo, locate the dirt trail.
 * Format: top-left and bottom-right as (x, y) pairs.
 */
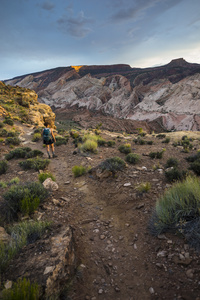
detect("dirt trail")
(8, 126), (200, 300)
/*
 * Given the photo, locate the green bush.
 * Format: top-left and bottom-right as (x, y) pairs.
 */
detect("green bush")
(107, 140), (116, 147)
(165, 167), (187, 183)
(186, 152), (200, 162)
(190, 160), (200, 176)
(19, 157), (49, 171)
(20, 196), (40, 215)
(0, 128), (8, 137)
(26, 149), (44, 158)
(137, 182), (151, 193)
(149, 176), (200, 250)
(149, 149), (166, 159)
(70, 129), (80, 139)
(0, 160), (8, 175)
(118, 143), (131, 154)
(79, 139), (98, 153)
(55, 136), (68, 146)
(0, 220), (51, 272)
(162, 137), (170, 144)
(97, 136), (106, 146)
(5, 147), (32, 160)
(165, 157), (179, 168)
(99, 156), (126, 174)
(38, 172), (55, 183)
(0, 181), (7, 188)
(32, 133), (41, 142)
(0, 121), (4, 128)
(3, 117), (14, 126)
(5, 136), (21, 145)
(10, 177), (20, 185)
(2, 277), (40, 300)
(147, 140), (153, 145)
(125, 153), (140, 164)
(2, 182), (48, 221)
(72, 165), (87, 177)
(156, 134), (166, 139)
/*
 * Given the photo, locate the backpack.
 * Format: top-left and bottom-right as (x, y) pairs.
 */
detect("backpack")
(43, 128), (52, 142)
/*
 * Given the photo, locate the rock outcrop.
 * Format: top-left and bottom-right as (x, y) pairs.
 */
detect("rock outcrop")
(0, 81), (55, 128)
(5, 59), (200, 131)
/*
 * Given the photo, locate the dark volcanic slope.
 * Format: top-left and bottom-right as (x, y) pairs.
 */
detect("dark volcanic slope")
(5, 58), (200, 89)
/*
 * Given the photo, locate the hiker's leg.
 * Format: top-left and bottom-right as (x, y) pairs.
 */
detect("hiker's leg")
(50, 143), (57, 158)
(46, 145), (51, 158)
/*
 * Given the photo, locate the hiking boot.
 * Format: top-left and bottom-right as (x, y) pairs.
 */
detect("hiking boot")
(48, 155), (51, 159)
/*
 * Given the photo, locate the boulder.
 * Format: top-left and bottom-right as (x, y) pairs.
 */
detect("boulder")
(0, 227), (11, 244)
(43, 178), (58, 191)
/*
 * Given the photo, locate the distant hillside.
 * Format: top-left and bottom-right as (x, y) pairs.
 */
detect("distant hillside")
(5, 58), (200, 131)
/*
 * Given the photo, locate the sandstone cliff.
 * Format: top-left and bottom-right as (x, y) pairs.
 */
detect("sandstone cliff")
(0, 81), (55, 127)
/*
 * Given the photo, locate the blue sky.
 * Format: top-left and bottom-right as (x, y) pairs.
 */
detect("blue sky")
(1, 0), (200, 80)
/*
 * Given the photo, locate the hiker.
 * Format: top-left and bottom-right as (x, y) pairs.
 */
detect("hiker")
(42, 123), (57, 158)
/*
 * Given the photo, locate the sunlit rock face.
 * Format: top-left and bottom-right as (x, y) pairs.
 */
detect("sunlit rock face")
(5, 59), (200, 131)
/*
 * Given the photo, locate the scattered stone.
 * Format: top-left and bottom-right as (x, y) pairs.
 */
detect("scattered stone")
(157, 169), (163, 174)
(115, 287), (120, 292)
(149, 287), (155, 294)
(43, 178), (58, 191)
(44, 266), (55, 275)
(157, 234), (167, 240)
(64, 181), (70, 185)
(124, 182), (131, 187)
(100, 235), (106, 240)
(136, 203), (145, 209)
(179, 254), (185, 260)
(186, 269), (194, 279)
(81, 219), (97, 224)
(156, 263), (162, 269)
(157, 250), (167, 257)
(142, 166), (147, 171)
(60, 197), (70, 203)
(98, 289), (104, 294)
(52, 199), (60, 206)
(4, 281), (12, 289)
(133, 244), (137, 250)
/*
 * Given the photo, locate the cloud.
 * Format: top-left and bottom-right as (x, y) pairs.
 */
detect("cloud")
(41, 1), (55, 11)
(111, 0), (161, 23)
(57, 11), (93, 38)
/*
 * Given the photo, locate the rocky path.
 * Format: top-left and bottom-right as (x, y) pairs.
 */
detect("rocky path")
(10, 126), (200, 300)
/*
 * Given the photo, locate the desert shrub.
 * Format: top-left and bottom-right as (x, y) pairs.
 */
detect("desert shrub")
(38, 172), (55, 183)
(107, 140), (116, 147)
(190, 160), (200, 176)
(118, 143), (131, 154)
(70, 129), (80, 139)
(5, 136), (21, 145)
(173, 138), (193, 151)
(165, 157), (179, 168)
(134, 137), (146, 145)
(20, 196), (40, 215)
(125, 153), (140, 164)
(10, 177), (20, 185)
(26, 149), (44, 158)
(7, 130), (19, 137)
(0, 121), (4, 128)
(136, 182), (151, 193)
(149, 149), (166, 159)
(137, 128), (146, 136)
(2, 182), (48, 221)
(0, 220), (51, 272)
(0, 181), (7, 188)
(147, 140), (153, 145)
(79, 139), (98, 153)
(156, 134), (166, 139)
(99, 156), (126, 173)
(72, 165), (87, 177)
(0, 128), (8, 137)
(149, 176), (200, 250)
(19, 157), (49, 171)
(3, 117), (14, 126)
(186, 152), (200, 162)
(162, 137), (170, 144)
(165, 167), (187, 183)
(97, 136), (106, 146)
(5, 147), (32, 160)
(32, 133), (41, 142)
(55, 136), (68, 146)
(0, 160), (8, 175)
(73, 136), (83, 147)
(2, 277), (40, 300)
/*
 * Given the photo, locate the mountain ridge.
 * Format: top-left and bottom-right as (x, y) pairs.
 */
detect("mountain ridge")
(5, 58), (200, 132)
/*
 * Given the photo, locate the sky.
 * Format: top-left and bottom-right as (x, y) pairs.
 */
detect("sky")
(1, 0), (200, 80)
